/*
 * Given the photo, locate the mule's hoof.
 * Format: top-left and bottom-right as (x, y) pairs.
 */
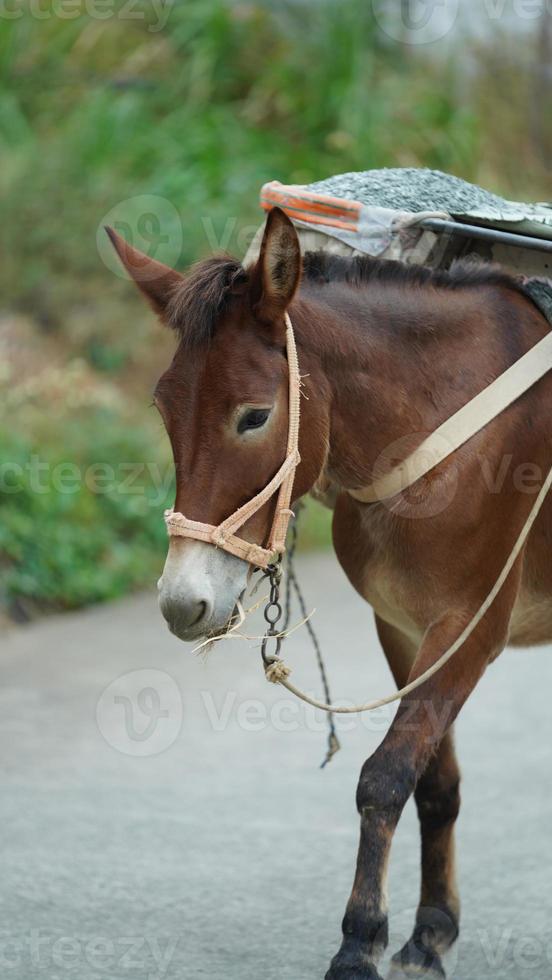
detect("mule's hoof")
(325, 966), (384, 980)
(325, 951), (384, 980)
(387, 947), (446, 980)
(387, 966), (445, 980)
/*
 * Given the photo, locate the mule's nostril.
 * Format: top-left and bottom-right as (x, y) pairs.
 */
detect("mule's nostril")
(189, 601), (207, 628)
(159, 593), (212, 638)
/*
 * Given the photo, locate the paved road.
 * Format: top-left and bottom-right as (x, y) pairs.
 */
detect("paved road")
(1, 553), (551, 980)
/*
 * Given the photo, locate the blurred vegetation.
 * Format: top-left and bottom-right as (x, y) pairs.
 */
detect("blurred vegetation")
(0, 0), (484, 328)
(0, 419), (171, 618)
(0, 326), (174, 617)
(0, 1), (550, 616)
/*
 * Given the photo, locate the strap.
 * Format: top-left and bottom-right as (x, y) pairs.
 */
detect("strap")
(164, 512), (274, 567)
(350, 329), (552, 503)
(215, 451), (299, 542)
(269, 312), (302, 552)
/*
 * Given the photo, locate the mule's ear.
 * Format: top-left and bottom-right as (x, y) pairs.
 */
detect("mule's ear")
(251, 207), (301, 323)
(105, 227), (184, 317)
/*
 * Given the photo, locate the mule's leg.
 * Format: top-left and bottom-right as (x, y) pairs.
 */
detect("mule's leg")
(325, 595), (516, 980)
(388, 732), (460, 980)
(375, 620), (461, 978)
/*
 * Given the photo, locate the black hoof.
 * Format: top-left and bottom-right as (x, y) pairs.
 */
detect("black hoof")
(325, 946), (384, 980)
(326, 965), (384, 980)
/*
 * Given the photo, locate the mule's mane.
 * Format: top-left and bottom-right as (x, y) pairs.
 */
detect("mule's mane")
(301, 250), (525, 295)
(166, 249), (531, 348)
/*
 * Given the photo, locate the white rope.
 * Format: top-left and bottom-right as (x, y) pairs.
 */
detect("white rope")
(265, 461), (552, 712)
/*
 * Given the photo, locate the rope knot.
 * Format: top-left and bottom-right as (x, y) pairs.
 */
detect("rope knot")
(264, 658), (292, 684)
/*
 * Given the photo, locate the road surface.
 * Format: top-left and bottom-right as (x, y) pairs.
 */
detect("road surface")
(1, 553), (551, 979)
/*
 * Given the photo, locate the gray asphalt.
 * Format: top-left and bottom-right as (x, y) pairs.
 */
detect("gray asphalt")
(1, 552), (551, 980)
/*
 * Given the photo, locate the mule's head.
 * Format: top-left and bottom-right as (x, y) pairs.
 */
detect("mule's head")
(108, 209), (325, 642)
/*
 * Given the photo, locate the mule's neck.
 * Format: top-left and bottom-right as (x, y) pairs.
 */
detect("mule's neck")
(290, 282), (508, 495)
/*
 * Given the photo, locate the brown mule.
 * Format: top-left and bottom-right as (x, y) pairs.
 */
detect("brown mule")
(108, 208), (552, 979)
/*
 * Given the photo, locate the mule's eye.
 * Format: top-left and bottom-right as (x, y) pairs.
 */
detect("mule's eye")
(238, 408), (271, 434)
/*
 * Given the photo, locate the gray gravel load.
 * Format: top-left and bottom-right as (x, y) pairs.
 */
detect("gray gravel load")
(307, 167), (552, 237)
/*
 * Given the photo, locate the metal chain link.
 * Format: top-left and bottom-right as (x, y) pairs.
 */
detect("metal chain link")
(260, 506), (341, 768)
(260, 560), (284, 667)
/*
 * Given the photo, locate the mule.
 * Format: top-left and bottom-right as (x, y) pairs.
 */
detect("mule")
(107, 208), (552, 980)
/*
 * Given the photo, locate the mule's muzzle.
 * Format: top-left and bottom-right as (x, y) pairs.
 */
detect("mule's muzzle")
(159, 591), (213, 640)
(158, 538), (249, 643)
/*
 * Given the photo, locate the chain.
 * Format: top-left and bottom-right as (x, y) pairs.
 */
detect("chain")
(260, 559), (284, 668)
(260, 506), (341, 769)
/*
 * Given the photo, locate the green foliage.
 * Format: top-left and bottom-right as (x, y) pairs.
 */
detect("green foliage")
(0, 0), (481, 331)
(0, 413), (173, 615)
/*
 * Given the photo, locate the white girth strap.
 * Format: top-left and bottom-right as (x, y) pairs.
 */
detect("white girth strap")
(165, 313), (301, 569)
(350, 329), (552, 504)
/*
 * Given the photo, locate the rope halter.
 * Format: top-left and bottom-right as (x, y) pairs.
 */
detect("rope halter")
(164, 312), (301, 569)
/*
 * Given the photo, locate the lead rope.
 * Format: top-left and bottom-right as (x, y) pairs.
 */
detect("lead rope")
(284, 510), (341, 767)
(260, 507), (341, 768)
(261, 460), (552, 717)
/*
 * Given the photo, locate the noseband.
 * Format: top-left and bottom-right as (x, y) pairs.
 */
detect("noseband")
(164, 312), (301, 569)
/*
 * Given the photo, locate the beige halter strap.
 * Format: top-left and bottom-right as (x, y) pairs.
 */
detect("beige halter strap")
(165, 312), (301, 569)
(350, 329), (552, 504)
